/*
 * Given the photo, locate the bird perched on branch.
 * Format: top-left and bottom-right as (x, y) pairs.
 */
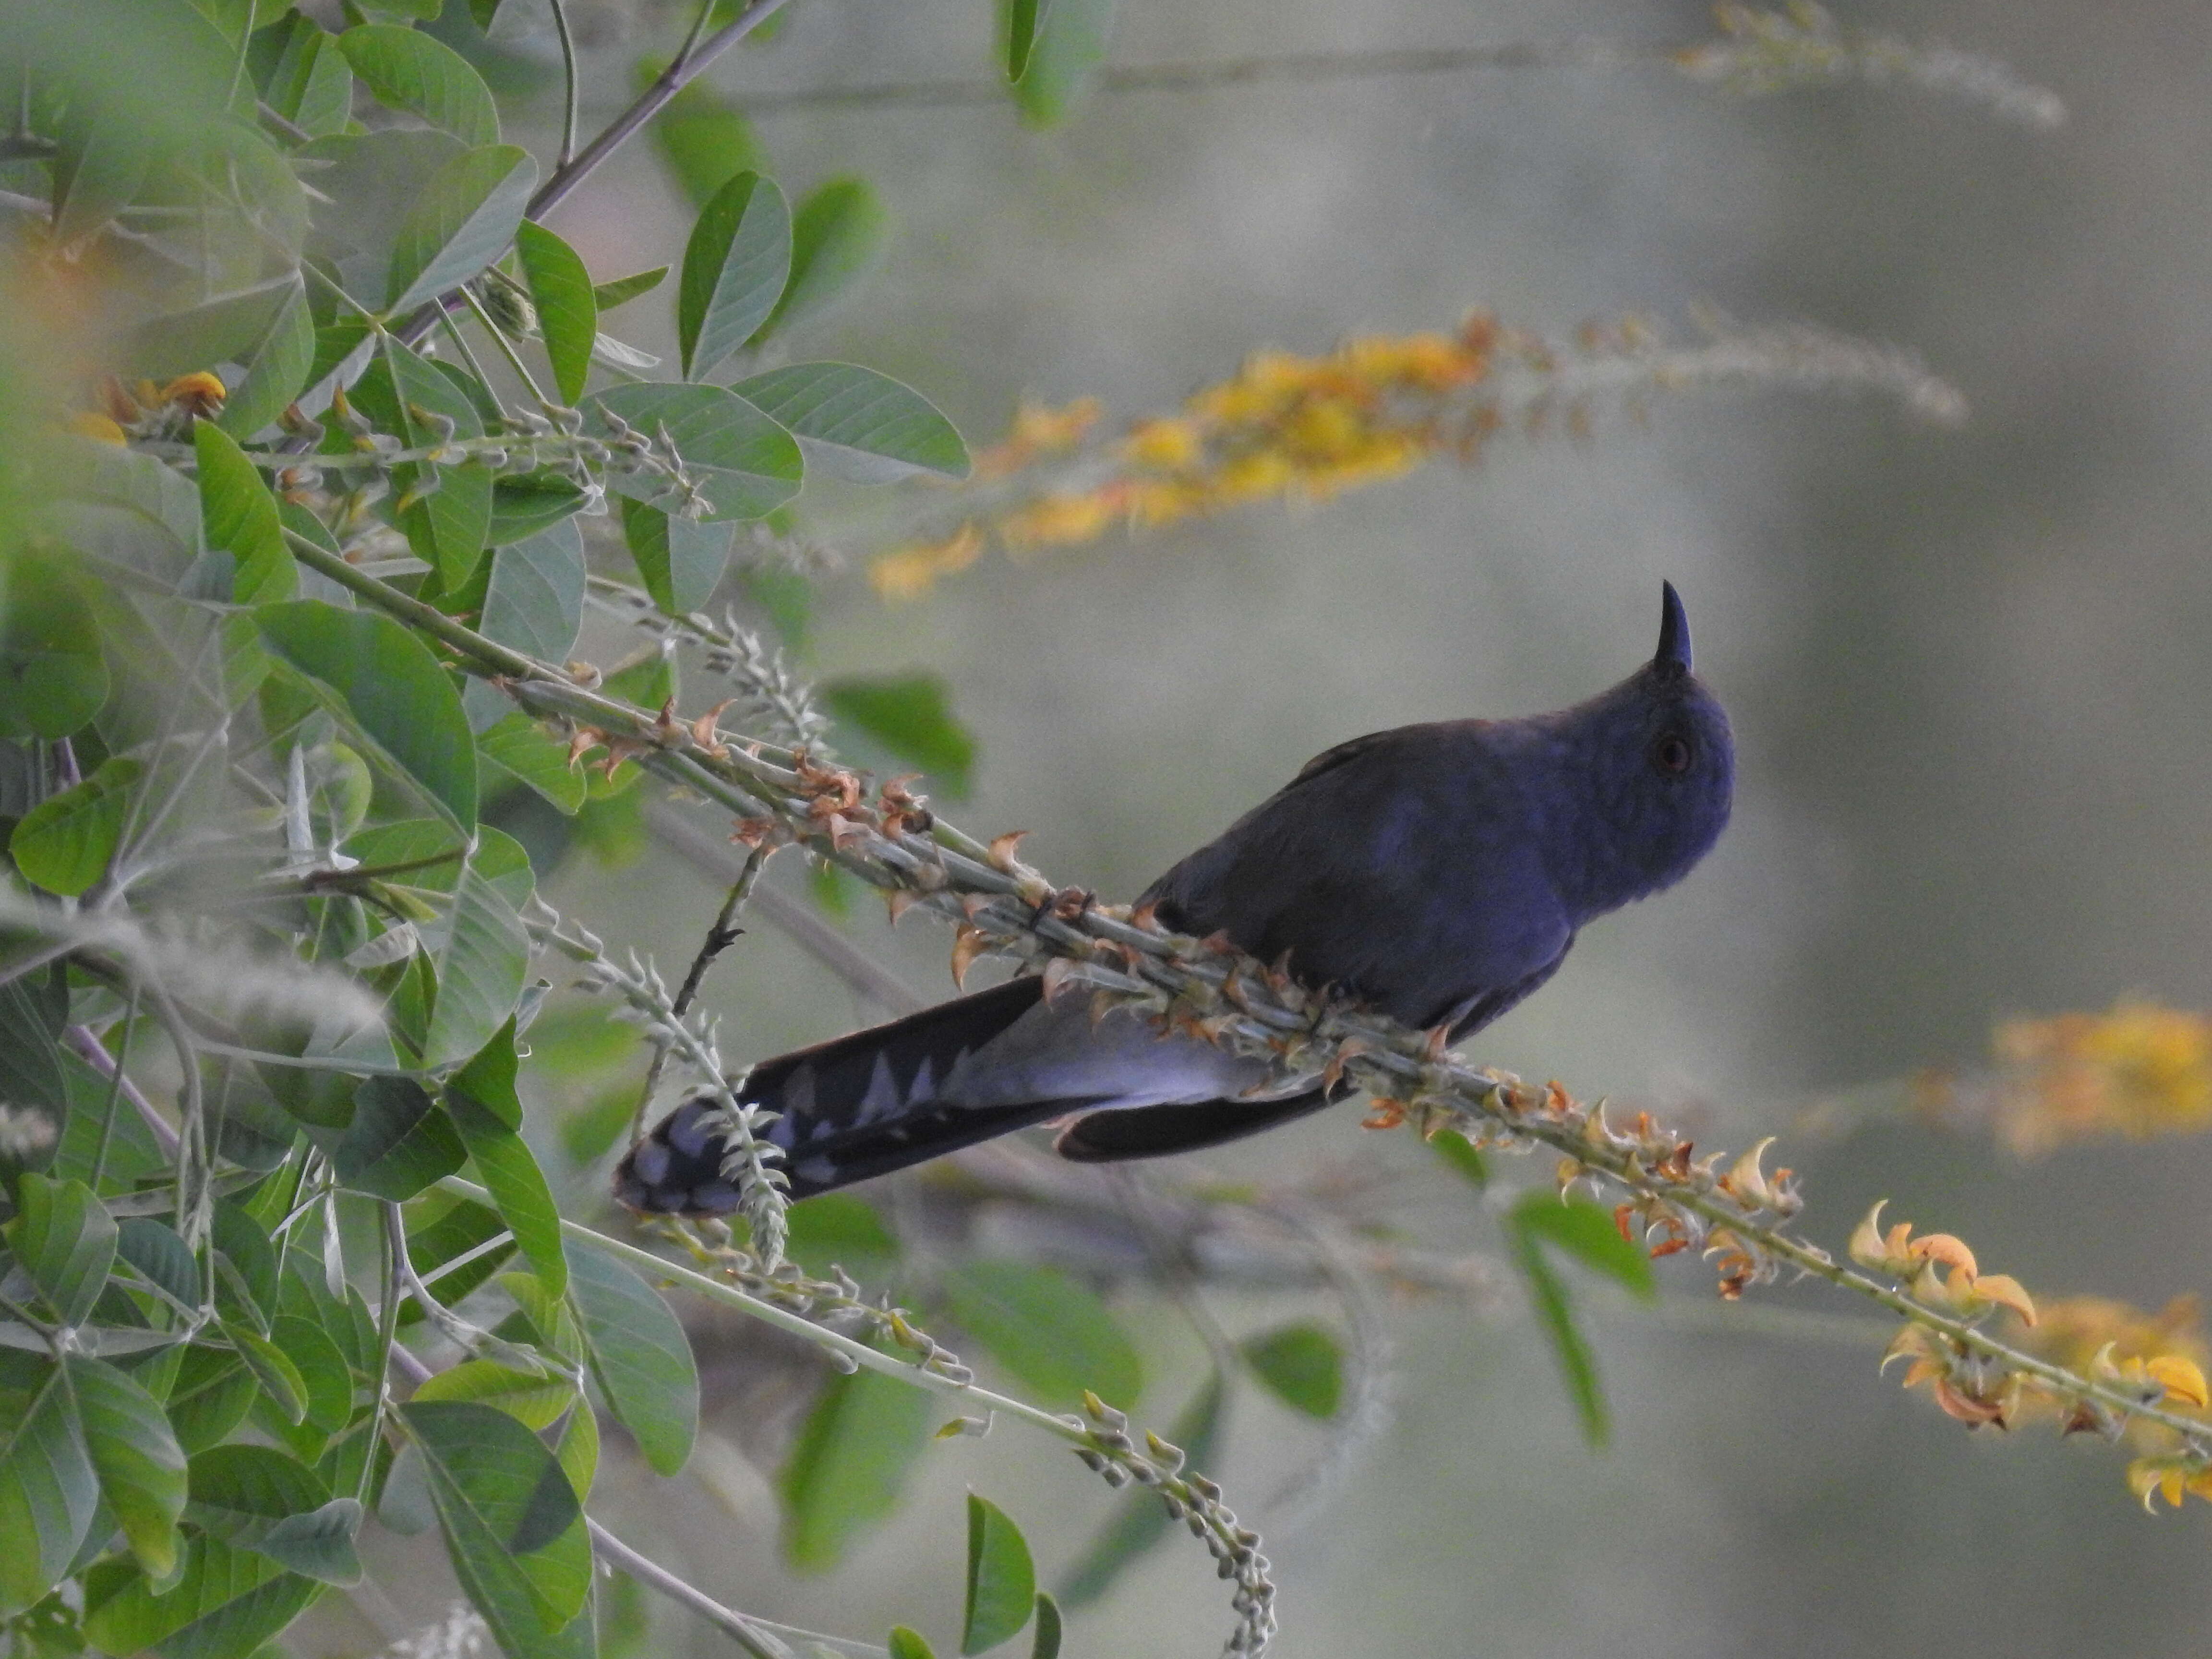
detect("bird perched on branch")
(616, 583), (1732, 1212)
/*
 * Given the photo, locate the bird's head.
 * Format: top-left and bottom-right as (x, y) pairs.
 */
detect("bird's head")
(1546, 581), (1735, 919)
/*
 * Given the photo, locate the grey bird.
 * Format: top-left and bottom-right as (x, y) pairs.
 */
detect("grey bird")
(615, 583), (1733, 1212)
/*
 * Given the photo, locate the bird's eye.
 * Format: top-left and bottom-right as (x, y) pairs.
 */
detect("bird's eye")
(1653, 733), (1693, 774)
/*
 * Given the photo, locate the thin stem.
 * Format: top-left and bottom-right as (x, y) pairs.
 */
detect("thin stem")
(733, 39), (1649, 114)
(646, 802), (926, 1015)
(436, 307), (501, 399)
(86, 987), (142, 1190)
(63, 1022), (177, 1156)
(632, 843), (771, 1144)
(547, 0), (581, 168)
(437, 1175), (1084, 1440)
(585, 1521), (806, 1659)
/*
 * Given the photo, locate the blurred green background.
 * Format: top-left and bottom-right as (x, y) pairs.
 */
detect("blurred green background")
(276, 0), (2212, 1652)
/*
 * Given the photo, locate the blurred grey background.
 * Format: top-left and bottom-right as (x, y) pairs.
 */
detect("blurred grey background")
(422, 0), (2212, 1653)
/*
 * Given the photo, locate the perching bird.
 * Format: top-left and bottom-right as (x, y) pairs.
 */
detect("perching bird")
(616, 583), (1733, 1212)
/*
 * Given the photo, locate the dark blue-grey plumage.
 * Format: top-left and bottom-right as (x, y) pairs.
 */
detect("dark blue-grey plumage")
(616, 583), (1733, 1211)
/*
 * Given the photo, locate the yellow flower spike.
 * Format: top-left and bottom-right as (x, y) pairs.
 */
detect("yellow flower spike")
(869, 522), (984, 601)
(2146, 1354), (2209, 1409)
(1213, 450), (1296, 502)
(64, 411), (126, 444)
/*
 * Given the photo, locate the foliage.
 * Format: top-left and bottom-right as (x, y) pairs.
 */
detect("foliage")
(0, 3), (2154, 1659)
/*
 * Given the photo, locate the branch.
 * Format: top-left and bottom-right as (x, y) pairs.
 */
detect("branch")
(630, 841), (772, 1145)
(295, 538), (2212, 1467)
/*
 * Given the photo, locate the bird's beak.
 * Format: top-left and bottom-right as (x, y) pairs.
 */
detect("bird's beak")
(1654, 581), (1692, 677)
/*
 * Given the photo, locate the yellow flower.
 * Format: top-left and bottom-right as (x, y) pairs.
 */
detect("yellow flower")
(971, 398), (1103, 479)
(1000, 490), (1117, 550)
(1989, 1001), (2212, 1154)
(1211, 449), (1296, 503)
(65, 411), (126, 444)
(1121, 417), (1204, 472)
(868, 522), (984, 601)
(161, 371), (227, 417)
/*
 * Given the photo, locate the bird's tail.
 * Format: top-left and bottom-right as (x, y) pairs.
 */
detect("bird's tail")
(613, 971), (1330, 1212)
(613, 977), (1061, 1212)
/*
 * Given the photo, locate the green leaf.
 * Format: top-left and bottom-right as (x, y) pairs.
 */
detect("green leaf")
(332, 1077), (467, 1201)
(1058, 1371), (1224, 1608)
(224, 1322), (309, 1426)
(6, 1173), (118, 1327)
(962, 1494), (1037, 1655)
(402, 1400), (593, 1650)
(820, 673), (975, 799)
(583, 383), (802, 522)
(1431, 1129), (1488, 1188)
(216, 276), (317, 441)
(563, 1241), (697, 1477)
(80, 1534), (318, 1659)
(1029, 1595), (1062, 1659)
(514, 220), (598, 407)
(354, 337), (496, 587)
(645, 72), (766, 209)
(479, 714), (587, 815)
(1238, 1322), (1343, 1419)
(678, 171), (791, 381)
(760, 177), (887, 338)
(940, 1260), (1138, 1408)
(1510, 1219), (1606, 1447)
(67, 1356), (185, 1578)
(476, 523), (584, 664)
(1511, 1191), (1656, 1300)
(449, 1024), (566, 1295)
(10, 758), (142, 899)
(785, 1194), (899, 1280)
(488, 474), (588, 546)
(268, 1315), (355, 1434)
(410, 1362), (577, 1432)
(423, 862), (530, 1070)
(194, 421), (295, 604)
(338, 24), (501, 146)
(385, 143), (539, 316)
(186, 1444), (361, 1586)
(51, 98), (151, 247)
(258, 600), (479, 828)
(0, 554), (109, 740)
(734, 362), (967, 483)
(123, 274), (302, 383)
(1007, 0), (1118, 127)
(0, 1365), (96, 1615)
(264, 17), (356, 139)
(590, 266), (667, 312)
(618, 500), (732, 617)
(778, 1361), (932, 1573)
(888, 1630), (938, 1659)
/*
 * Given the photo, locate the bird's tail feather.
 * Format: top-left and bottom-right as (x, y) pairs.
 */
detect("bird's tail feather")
(614, 977), (1056, 1211)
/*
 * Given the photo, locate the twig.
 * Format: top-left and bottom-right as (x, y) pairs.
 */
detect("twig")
(545, 0), (581, 169)
(63, 1021), (177, 1157)
(585, 1521), (805, 1659)
(630, 842), (773, 1145)
(646, 802), (926, 1015)
(525, 0), (795, 223)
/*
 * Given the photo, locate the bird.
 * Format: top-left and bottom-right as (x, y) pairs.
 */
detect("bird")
(615, 582), (1733, 1214)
